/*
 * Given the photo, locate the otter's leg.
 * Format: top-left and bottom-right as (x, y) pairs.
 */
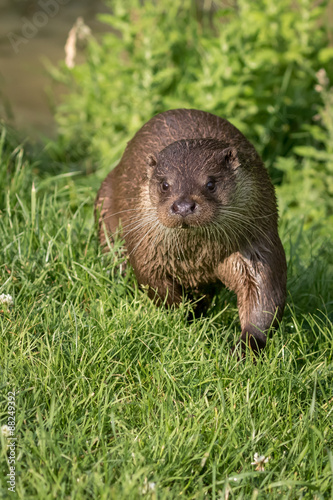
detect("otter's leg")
(218, 241), (287, 354)
(187, 283), (220, 319)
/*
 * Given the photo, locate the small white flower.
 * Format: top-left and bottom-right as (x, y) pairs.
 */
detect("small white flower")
(141, 477), (156, 494)
(1, 425), (12, 437)
(0, 294), (14, 307)
(251, 452), (269, 471)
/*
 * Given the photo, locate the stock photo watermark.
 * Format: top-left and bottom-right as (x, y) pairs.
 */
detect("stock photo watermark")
(1, 391), (17, 493)
(7, 0), (72, 54)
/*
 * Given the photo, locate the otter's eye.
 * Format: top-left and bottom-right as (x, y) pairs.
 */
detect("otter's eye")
(160, 181), (170, 193)
(206, 180), (216, 193)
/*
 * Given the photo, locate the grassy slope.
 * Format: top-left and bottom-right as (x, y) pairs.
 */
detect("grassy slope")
(0, 132), (332, 499)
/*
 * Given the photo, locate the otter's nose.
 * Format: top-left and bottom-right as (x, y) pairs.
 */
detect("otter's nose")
(171, 199), (197, 217)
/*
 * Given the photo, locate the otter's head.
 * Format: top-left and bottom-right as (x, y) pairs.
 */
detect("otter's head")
(146, 139), (247, 229)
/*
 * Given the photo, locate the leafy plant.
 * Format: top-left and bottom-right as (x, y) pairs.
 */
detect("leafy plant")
(276, 69), (333, 230)
(50, 0), (333, 181)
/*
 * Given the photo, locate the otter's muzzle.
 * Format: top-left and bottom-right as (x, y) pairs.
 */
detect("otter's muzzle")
(171, 198), (197, 217)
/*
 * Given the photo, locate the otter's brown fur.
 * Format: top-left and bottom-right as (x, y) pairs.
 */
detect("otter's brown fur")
(95, 109), (287, 353)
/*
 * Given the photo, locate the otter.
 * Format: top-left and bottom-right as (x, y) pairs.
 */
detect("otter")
(95, 109), (287, 353)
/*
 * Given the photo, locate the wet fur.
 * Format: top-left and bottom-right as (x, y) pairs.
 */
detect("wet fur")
(95, 109), (287, 353)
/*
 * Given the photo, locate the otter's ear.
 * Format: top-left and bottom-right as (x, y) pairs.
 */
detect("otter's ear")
(146, 153), (157, 179)
(219, 147), (240, 170)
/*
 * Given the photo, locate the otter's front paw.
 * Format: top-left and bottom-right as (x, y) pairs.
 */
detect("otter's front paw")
(231, 328), (267, 360)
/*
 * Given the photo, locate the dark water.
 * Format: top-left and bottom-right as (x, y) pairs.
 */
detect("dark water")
(0, 0), (109, 138)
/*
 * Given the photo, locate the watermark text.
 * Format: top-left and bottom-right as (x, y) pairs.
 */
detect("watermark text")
(7, 0), (71, 54)
(2, 391), (17, 493)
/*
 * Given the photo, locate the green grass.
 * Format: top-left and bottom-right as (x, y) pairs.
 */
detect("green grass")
(0, 131), (333, 499)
